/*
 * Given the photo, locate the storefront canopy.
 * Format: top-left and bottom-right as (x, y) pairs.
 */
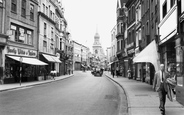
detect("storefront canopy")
(42, 54), (61, 63)
(7, 55), (48, 65)
(133, 40), (160, 71)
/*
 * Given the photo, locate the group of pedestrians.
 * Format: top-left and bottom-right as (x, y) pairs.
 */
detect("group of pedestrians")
(110, 63), (177, 115)
(111, 67), (120, 78)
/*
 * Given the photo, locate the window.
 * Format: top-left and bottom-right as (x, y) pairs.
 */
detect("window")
(50, 10), (52, 19)
(10, 23), (33, 45)
(121, 40), (123, 50)
(27, 30), (33, 45)
(117, 41), (119, 52)
(43, 4), (45, 13)
(30, 4), (34, 20)
(44, 23), (47, 36)
(46, 7), (48, 16)
(171, 0), (175, 8)
(43, 40), (47, 52)
(21, 0), (26, 17)
(11, 0), (17, 12)
(51, 27), (54, 39)
(60, 38), (62, 50)
(121, 23), (123, 33)
(163, 1), (167, 18)
(146, 21), (149, 34)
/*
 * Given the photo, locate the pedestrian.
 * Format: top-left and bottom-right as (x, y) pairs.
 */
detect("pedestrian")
(50, 70), (56, 80)
(111, 69), (115, 78)
(116, 67), (119, 78)
(127, 69), (131, 79)
(153, 64), (170, 115)
(42, 67), (47, 80)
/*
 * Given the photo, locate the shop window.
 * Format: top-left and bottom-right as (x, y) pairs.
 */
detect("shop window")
(176, 62), (184, 87)
(27, 30), (33, 45)
(10, 24), (33, 45)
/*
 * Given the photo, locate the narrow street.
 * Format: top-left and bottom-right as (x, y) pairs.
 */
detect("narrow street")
(0, 71), (128, 115)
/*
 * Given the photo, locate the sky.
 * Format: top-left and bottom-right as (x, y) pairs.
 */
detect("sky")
(61, 0), (117, 53)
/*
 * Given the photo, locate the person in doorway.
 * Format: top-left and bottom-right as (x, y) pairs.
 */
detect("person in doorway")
(153, 64), (170, 115)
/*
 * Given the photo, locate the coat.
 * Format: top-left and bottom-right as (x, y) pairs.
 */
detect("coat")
(153, 70), (170, 92)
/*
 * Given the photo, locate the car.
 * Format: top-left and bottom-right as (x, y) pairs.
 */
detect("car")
(93, 68), (103, 77)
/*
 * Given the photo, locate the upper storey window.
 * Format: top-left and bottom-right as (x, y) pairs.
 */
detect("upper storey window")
(11, 0), (17, 13)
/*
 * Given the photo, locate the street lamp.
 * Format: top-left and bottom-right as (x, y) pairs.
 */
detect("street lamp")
(19, 57), (23, 86)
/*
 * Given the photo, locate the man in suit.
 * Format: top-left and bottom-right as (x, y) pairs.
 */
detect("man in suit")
(153, 64), (170, 115)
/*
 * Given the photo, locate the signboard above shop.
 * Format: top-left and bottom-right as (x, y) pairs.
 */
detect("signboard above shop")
(7, 46), (37, 57)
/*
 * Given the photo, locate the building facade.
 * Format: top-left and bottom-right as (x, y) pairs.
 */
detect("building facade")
(0, 0), (8, 84)
(177, 0), (184, 105)
(116, 0), (127, 77)
(126, 0), (136, 79)
(110, 25), (117, 72)
(134, 0), (142, 80)
(73, 41), (89, 71)
(3, 0), (47, 83)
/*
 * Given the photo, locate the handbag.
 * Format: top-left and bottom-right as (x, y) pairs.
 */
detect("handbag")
(166, 75), (177, 89)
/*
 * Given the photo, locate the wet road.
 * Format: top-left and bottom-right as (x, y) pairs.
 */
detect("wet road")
(0, 71), (127, 115)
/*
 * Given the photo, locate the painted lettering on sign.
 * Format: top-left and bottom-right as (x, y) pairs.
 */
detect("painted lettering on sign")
(7, 46), (37, 57)
(7, 47), (17, 54)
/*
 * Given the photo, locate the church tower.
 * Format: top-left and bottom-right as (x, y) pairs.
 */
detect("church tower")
(92, 30), (104, 59)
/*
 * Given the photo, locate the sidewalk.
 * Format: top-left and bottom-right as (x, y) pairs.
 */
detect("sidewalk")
(0, 74), (74, 92)
(105, 71), (184, 115)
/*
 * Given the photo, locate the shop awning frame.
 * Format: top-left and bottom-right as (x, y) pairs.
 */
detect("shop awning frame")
(7, 55), (48, 65)
(133, 40), (160, 71)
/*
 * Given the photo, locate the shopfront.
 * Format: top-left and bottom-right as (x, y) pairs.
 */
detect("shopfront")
(175, 13), (184, 105)
(4, 46), (47, 83)
(133, 40), (160, 84)
(39, 53), (61, 76)
(127, 48), (135, 79)
(0, 34), (8, 84)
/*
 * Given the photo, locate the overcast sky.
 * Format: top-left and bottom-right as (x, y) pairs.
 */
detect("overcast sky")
(62, 0), (117, 53)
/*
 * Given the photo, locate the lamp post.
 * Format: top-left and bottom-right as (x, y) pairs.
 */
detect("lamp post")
(19, 57), (23, 86)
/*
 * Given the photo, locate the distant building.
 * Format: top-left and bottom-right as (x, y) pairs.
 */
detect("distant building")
(92, 31), (105, 68)
(73, 41), (89, 70)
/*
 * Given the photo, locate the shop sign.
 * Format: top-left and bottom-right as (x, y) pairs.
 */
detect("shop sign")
(128, 48), (135, 54)
(7, 46), (37, 57)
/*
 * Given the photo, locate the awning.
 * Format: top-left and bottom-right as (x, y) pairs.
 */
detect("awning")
(7, 55), (48, 65)
(133, 40), (160, 71)
(52, 56), (62, 63)
(42, 54), (61, 63)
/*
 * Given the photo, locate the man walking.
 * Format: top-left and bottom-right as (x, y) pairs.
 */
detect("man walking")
(153, 64), (170, 115)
